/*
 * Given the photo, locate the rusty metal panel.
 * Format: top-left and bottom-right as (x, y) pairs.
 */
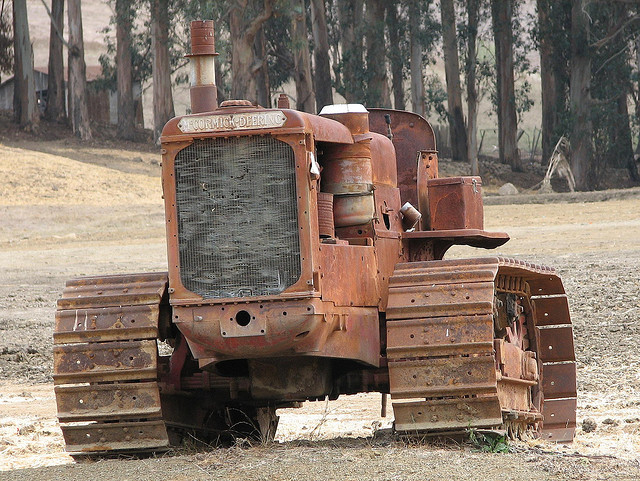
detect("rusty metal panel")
(542, 362), (577, 399)
(388, 355), (497, 399)
(175, 300), (380, 368)
(372, 184), (404, 236)
(369, 133), (399, 187)
(541, 426), (577, 443)
(528, 275), (565, 296)
(393, 396), (502, 432)
(59, 273), (168, 310)
(402, 231), (510, 261)
(428, 176), (484, 230)
(368, 108), (436, 209)
(389, 266), (498, 288)
(497, 377), (535, 412)
(495, 340), (529, 380)
(387, 315), (493, 359)
(386, 281), (495, 320)
(416, 151), (438, 230)
(54, 304), (160, 344)
(389, 257), (500, 287)
(537, 326), (576, 362)
(391, 257), (496, 274)
(55, 382), (162, 422)
(541, 398), (577, 442)
(61, 420), (169, 453)
(374, 237), (405, 312)
(533, 296), (571, 326)
(318, 244), (379, 307)
(64, 272), (168, 287)
(53, 340), (157, 384)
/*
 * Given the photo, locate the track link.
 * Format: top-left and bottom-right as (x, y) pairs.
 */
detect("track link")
(53, 272), (171, 454)
(386, 257), (576, 442)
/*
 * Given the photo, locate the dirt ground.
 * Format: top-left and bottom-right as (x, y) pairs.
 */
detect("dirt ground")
(1, 131), (640, 480)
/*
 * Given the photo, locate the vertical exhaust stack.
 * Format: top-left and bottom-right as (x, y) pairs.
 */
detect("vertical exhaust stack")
(188, 20), (218, 114)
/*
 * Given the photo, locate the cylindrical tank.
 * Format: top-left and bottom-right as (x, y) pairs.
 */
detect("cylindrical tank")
(188, 20), (219, 114)
(319, 104), (375, 227)
(321, 142), (375, 227)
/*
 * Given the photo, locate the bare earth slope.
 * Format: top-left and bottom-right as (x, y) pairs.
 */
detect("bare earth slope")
(0, 141), (639, 479)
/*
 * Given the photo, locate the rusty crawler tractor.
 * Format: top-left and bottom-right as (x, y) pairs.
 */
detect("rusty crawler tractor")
(53, 21), (577, 455)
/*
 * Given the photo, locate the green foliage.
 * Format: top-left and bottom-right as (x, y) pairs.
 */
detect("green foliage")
(96, 22), (153, 91)
(328, 0), (442, 107)
(413, 0), (440, 57)
(467, 428), (510, 453)
(0, 0), (12, 76)
(264, 7), (295, 92)
(394, 0), (440, 111)
(96, 0), (202, 92)
(590, 1), (636, 171)
(512, 0), (536, 120)
(96, 1), (163, 91)
(457, 1), (497, 111)
(424, 73), (448, 122)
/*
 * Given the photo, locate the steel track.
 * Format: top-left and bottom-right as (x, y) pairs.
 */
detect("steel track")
(386, 257), (577, 442)
(53, 272), (172, 454)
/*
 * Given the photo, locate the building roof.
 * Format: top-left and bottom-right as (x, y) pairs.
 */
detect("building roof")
(35, 65), (103, 82)
(0, 65), (104, 89)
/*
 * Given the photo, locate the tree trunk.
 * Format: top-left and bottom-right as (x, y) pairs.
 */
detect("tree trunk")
(569, 0), (594, 190)
(253, 26), (270, 107)
(151, 0), (174, 143)
(408, 0), (424, 116)
(537, 0), (557, 165)
(338, 0), (364, 102)
(216, 61), (226, 104)
(365, 0), (390, 107)
(605, 3), (634, 173)
(291, 0), (315, 112)
(386, 0), (405, 110)
(617, 92), (639, 182)
(12, 0), (39, 130)
(45, 0), (65, 123)
(466, 0), (479, 175)
(491, 0), (521, 171)
(67, 0), (91, 140)
(636, 36), (640, 160)
(229, 0), (274, 103)
(441, 0), (468, 162)
(116, 0), (135, 140)
(310, 0), (333, 111)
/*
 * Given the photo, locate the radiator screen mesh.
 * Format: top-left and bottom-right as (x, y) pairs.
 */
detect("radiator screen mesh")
(174, 136), (301, 299)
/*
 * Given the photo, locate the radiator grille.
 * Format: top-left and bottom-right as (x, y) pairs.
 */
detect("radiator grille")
(174, 136), (301, 299)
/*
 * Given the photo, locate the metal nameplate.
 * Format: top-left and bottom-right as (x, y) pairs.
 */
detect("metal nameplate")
(177, 111), (287, 133)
